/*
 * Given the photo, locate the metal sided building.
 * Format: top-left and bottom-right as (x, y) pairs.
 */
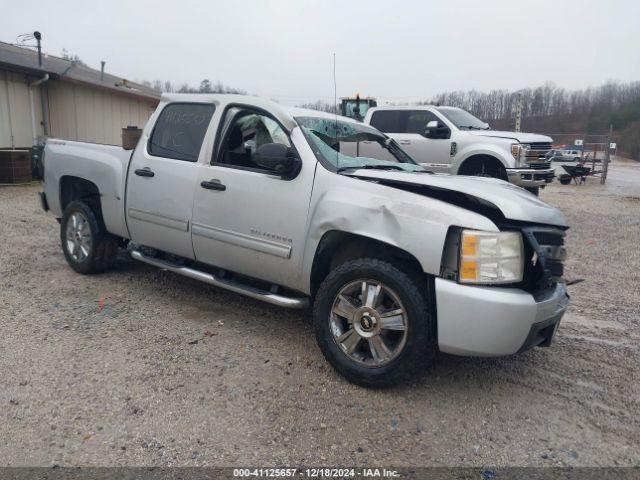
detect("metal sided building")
(0, 41), (161, 149)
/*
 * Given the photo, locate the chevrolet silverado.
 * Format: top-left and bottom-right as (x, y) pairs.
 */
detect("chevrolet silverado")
(40, 94), (569, 387)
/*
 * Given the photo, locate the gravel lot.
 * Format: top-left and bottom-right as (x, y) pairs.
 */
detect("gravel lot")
(1, 160), (639, 467)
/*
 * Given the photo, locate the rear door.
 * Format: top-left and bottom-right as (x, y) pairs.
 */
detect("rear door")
(125, 102), (215, 259)
(369, 110), (452, 172)
(394, 110), (452, 172)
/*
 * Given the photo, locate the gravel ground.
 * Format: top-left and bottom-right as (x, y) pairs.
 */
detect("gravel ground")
(1, 160), (639, 467)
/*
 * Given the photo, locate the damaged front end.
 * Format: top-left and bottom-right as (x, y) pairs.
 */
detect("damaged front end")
(341, 170), (568, 229)
(347, 171), (570, 356)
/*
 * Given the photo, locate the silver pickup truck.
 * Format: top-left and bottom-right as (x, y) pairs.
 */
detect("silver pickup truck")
(40, 94), (569, 387)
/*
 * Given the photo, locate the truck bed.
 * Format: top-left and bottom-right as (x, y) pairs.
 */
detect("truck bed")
(43, 139), (133, 238)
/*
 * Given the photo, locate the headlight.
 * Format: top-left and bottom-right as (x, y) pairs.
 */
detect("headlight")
(510, 143), (521, 158)
(459, 230), (524, 284)
(511, 143), (530, 165)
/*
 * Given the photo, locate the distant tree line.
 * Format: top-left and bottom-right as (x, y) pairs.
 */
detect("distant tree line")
(296, 100), (338, 114)
(425, 81), (640, 159)
(60, 48), (86, 66)
(426, 81), (640, 122)
(133, 78), (640, 158)
(139, 78), (246, 95)
(299, 81), (640, 159)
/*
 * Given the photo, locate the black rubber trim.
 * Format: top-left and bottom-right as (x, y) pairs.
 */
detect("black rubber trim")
(517, 312), (563, 353)
(39, 191), (49, 212)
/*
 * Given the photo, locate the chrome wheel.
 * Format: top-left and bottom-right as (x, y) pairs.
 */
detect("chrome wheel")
(329, 279), (408, 367)
(65, 212), (92, 262)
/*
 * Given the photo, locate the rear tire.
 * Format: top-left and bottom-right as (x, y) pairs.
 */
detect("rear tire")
(313, 258), (435, 388)
(60, 200), (119, 274)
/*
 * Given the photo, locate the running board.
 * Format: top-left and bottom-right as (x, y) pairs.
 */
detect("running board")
(130, 250), (309, 309)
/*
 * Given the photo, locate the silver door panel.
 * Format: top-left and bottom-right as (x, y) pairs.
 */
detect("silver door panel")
(191, 223), (292, 259)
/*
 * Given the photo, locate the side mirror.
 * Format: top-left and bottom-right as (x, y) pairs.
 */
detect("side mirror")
(255, 143), (301, 179)
(424, 120), (450, 139)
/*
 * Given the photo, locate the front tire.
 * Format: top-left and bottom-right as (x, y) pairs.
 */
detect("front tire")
(313, 258), (435, 388)
(60, 200), (118, 274)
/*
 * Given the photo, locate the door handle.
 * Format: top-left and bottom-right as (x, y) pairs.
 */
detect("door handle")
(134, 168), (155, 177)
(200, 179), (226, 191)
(399, 140), (411, 145)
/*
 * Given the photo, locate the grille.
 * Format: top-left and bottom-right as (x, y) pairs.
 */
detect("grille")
(524, 142), (552, 161)
(532, 230), (564, 246)
(528, 142), (552, 151)
(528, 161), (552, 170)
(521, 227), (566, 292)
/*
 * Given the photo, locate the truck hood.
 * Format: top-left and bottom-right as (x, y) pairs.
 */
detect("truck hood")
(466, 130), (552, 144)
(345, 170), (567, 228)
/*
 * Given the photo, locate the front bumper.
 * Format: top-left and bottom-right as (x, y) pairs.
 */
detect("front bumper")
(506, 167), (555, 187)
(435, 279), (569, 356)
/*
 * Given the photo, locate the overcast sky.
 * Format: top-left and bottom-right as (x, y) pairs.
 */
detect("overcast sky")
(2, 0), (639, 105)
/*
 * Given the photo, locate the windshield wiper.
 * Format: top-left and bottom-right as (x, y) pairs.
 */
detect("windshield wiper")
(337, 164), (407, 173)
(459, 125), (488, 130)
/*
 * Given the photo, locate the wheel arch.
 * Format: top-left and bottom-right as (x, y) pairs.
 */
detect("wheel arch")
(59, 176), (105, 223)
(456, 154), (508, 179)
(309, 230), (427, 299)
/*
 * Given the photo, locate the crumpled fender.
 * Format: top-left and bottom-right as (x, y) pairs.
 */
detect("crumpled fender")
(300, 166), (497, 293)
(341, 169), (568, 228)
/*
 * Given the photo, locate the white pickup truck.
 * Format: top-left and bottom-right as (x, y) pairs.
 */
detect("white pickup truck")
(363, 106), (556, 194)
(40, 94), (569, 387)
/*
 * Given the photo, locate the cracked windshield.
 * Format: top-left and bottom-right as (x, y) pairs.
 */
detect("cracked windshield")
(296, 116), (425, 172)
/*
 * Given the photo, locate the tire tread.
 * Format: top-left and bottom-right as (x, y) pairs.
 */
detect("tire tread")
(313, 257), (435, 388)
(60, 200), (118, 274)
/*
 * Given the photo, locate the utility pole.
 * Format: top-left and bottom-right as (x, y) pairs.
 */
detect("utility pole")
(515, 93), (523, 132)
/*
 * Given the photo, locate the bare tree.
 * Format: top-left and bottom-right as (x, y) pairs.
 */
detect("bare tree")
(199, 79), (212, 93)
(60, 48), (86, 66)
(379, 80), (640, 157)
(296, 100), (338, 114)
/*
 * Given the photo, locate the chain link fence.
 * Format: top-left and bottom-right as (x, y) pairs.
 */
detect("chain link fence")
(543, 130), (614, 184)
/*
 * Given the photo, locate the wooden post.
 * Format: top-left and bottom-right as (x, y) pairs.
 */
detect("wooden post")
(601, 124), (612, 184)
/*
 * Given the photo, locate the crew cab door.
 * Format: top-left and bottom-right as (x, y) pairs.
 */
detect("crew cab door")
(369, 110), (452, 173)
(191, 107), (314, 290)
(125, 102), (215, 259)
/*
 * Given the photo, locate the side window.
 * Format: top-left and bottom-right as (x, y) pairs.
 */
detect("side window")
(148, 103), (215, 162)
(402, 111), (440, 134)
(217, 111), (291, 171)
(369, 110), (402, 133)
